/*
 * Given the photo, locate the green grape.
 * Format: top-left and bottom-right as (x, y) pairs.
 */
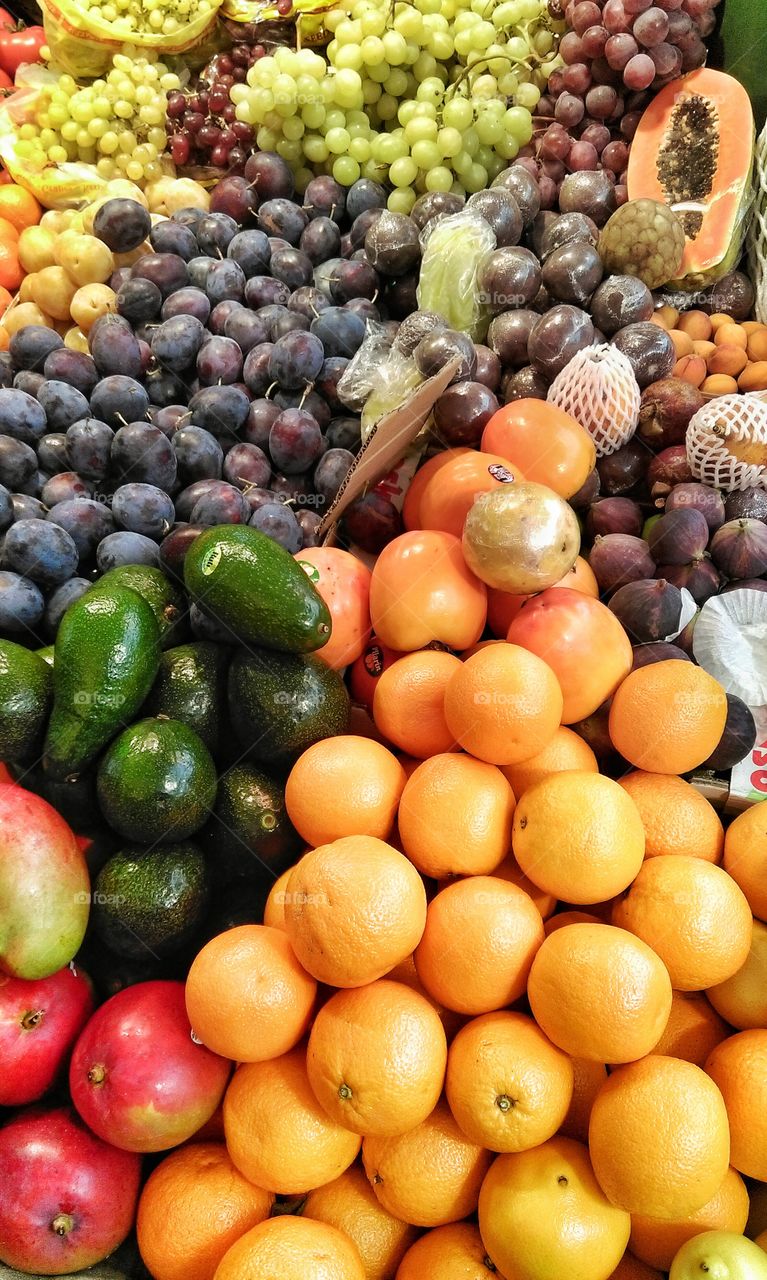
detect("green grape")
(454, 10), (480, 30)
(283, 116), (305, 140)
(415, 77), (444, 106)
(403, 42), (421, 66)
(424, 165), (454, 191)
(276, 137), (302, 162)
(377, 93), (398, 120)
(437, 125), (462, 156)
(349, 136), (371, 162)
(393, 6), (424, 39)
(388, 185), (417, 213)
(412, 51), (437, 82)
(398, 99), (419, 125)
(362, 78), (382, 104)
(428, 31), (454, 60)
(504, 104), (533, 143)
(465, 162), (488, 192)
(360, 9), (386, 35)
(333, 68), (364, 107)
(515, 82), (540, 110)
(373, 132), (408, 164)
(325, 126), (351, 154)
(360, 35), (386, 65)
(412, 100), (438, 119)
(472, 74), (499, 99)
(404, 115), (438, 144)
(389, 154), (418, 187)
(335, 45), (364, 71)
(367, 61), (390, 83)
(494, 134), (519, 160)
(442, 96), (473, 130)
(453, 149), (473, 177)
(323, 108), (347, 132)
(303, 134), (330, 162)
(498, 70), (519, 95)
(332, 155), (361, 185)
(470, 19), (496, 49)
(475, 143), (495, 171)
(475, 112), (502, 145)
(381, 30), (408, 64)
(302, 102), (326, 129)
(99, 131), (119, 153)
(462, 127), (479, 157)
(411, 138), (442, 169)
(256, 126), (280, 151)
(506, 35), (529, 60)
(384, 68), (408, 96)
(87, 117), (109, 138)
(362, 158), (389, 182)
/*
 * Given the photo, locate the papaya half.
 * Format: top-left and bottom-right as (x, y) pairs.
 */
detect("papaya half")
(627, 68), (754, 291)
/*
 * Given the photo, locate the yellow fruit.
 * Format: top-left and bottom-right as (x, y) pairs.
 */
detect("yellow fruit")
(3, 303), (52, 335)
(17, 226), (57, 274)
(70, 284), (116, 331)
(55, 233), (114, 286)
(30, 266), (78, 321)
(64, 326), (91, 353)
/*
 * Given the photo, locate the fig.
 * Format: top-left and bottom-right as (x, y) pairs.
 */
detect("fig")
(709, 519), (767, 581)
(647, 446), (694, 497)
(608, 578), (685, 643)
(721, 578), (767, 595)
(588, 534), (655, 594)
(724, 489), (767, 524)
(700, 693), (757, 770)
(647, 508), (709, 565)
(654, 557), (721, 606)
(586, 497), (643, 539)
(597, 440), (648, 496)
(462, 481), (581, 593)
(611, 323), (676, 389)
(674, 610), (698, 655)
(637, 378), (705, 451)
(569, 699), (616, 764)
(631, 641), (692, 669)
(664, 482), (725, 533)
(569, 467), (601, 510)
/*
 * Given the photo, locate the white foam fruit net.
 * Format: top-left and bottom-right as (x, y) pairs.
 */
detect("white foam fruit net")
(686, 392), (767, 491)
(546, 344), (641, 456)
(748, 119), (767, 324)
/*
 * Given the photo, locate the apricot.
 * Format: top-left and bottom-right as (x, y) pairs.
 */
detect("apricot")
(668, 329), (695, 358)
(714, 322), (748, 350)
(677, 310), (712, 341)
(747, 330), (767, 363)
(701, 374), (739, 395)
(674, 355), (707, 388)
(739, 361), (767, 392)
(707, 345), (749, 378)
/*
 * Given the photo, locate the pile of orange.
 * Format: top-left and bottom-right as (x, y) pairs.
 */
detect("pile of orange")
(128, 608), (767, 1280)
(0, 184), (41, 344)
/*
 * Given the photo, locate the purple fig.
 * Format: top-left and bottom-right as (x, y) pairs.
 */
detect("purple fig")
(710, 519), (767, 581)
(647, 507), (709, 565)
(608, 578), (685, 643)
(664, 483), (725, 532)
(631, 642), (692, 670)
(700, 693), (757, 770)
(586, 497), (643, 539)
(589, 534), (655, 594)
(654, 557), (721, 606)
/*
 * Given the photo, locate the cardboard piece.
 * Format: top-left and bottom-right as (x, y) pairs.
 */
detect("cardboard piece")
(318, 355), (461, 543)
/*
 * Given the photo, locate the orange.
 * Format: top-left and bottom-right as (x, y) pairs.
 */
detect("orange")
(612, 855), (753, 991)
(362, 1100), (492, 1228)
(0, 284), (12, 315)
(397, 753), (515, 879)
(395, 1223), (500, 1279)
(369, 530), (487, 653)
(385, 952), (465, 1043)
(493, 852), (557, 919)
(481, 400), (597, 499)
(213, 1215), (365, 1280)
(502, 725), (598, 798)
(136, 1143), (274, 1280)
(723, 803), (767, 922)
(608, 661), (728, 774)
(560, 1058), (608, 1144)
(348, 635), (404, 713)
(442, 642), (563, 766)
(608, 1256), (663, 1280)
(283, 835), (427, 988)
(418, 450), (524, 539)
(0, 217), (18, 243)
(708, 916), (767, 1029)
(618, 771), (724, 863)
(705, 1029), (767, 1181)
(372, 651), (461, 759)
(527, 923), (672, 1064)
(223, 1048), (361, 1195)
(402, 448), (472, 531)
(544, 910), (602, 935)
(263, 867), (293, 929)
(650, 991), (730, 1067)
(588, 1055), (731, 1219)
(0, 186), (42, 232)
(414, 876), (544, 1015)
(0, 239), (22, 291)
(295, 548), (372, 671)
(184, 925), (316, 1063)
(628, 1165), (749, 1271)
(303, 1164), (418, 1280)
(306, 980), (447, 1137)
(445, 1011), (573, 1152)
(512, 772), (645, 905)
(285, 736), (406, 847)
(507, 589), (634, 723)
(478, 1137), (631, 1280)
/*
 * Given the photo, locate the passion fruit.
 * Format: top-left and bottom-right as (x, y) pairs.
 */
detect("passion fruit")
(462, 481), (581, 593)
(724, 489), (767, 524)
(637, 378), (706, 451)
(608, 577), (686, 643)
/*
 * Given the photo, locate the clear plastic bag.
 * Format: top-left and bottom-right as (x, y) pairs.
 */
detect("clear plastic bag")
(416, 209), (496, 340)
(748, 119), (767, 324)
(41, 0), (223, 78)
(337, 321), (424, 443)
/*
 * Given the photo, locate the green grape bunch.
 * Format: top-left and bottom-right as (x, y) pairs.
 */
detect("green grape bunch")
(230, 0), (563, 209)
(80, 0), (215, 37)
(17, 50), (182, 183)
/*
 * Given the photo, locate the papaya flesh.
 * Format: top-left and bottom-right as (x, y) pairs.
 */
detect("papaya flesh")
(627, 68), (754, 291)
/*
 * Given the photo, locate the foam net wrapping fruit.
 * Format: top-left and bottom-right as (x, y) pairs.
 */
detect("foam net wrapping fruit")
(546, 343), (640, 457)
(748, 120), (767, 324)
(686, 393), (767, 491)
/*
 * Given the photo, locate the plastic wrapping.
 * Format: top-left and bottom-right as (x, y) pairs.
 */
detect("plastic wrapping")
(337, 321), (424, 443)
(693, 589), (767, 706)
(221, 0), (333, 44)
(686, 392), (767, 491)
(748, 119), (767, 324)
(41, 0), (223, 78)
(416, 209), (496, 340)
(546, 344), (641, 456)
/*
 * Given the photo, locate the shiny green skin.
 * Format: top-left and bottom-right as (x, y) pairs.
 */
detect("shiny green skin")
(0, 641), (52, 764)
(143, 642), (230, 757)
(35, 646), (55, 668)
(201, 764), (301, 884)
(92, 841), (209, 959)
(96, 718), (217, 843)
(228, 648), (350, 770)
(99, 565), (188, 650)
(184, 525), (332, 654)
(43, 585), (161, 782)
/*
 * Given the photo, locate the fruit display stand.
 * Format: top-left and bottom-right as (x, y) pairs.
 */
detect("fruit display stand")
(5, 2), (767, 1280)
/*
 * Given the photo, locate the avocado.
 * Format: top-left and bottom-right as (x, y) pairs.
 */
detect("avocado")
(0, 640), (53, 763)
(143, 642), (230, 757)
(99, 564), (188, 649)
(35, 645), (55, 668)
(228, 648), (350, 770)
(184, 525), (332, 654)
(43, 583), (162, 781)
(96, 717), (218, 843)
(202, 764), (301, 884)
(92, 841), (209, 959)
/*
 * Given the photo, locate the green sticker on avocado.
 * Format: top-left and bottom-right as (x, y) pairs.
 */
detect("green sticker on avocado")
(200, 545), (222, 576)
(297, 560), (321, 584)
